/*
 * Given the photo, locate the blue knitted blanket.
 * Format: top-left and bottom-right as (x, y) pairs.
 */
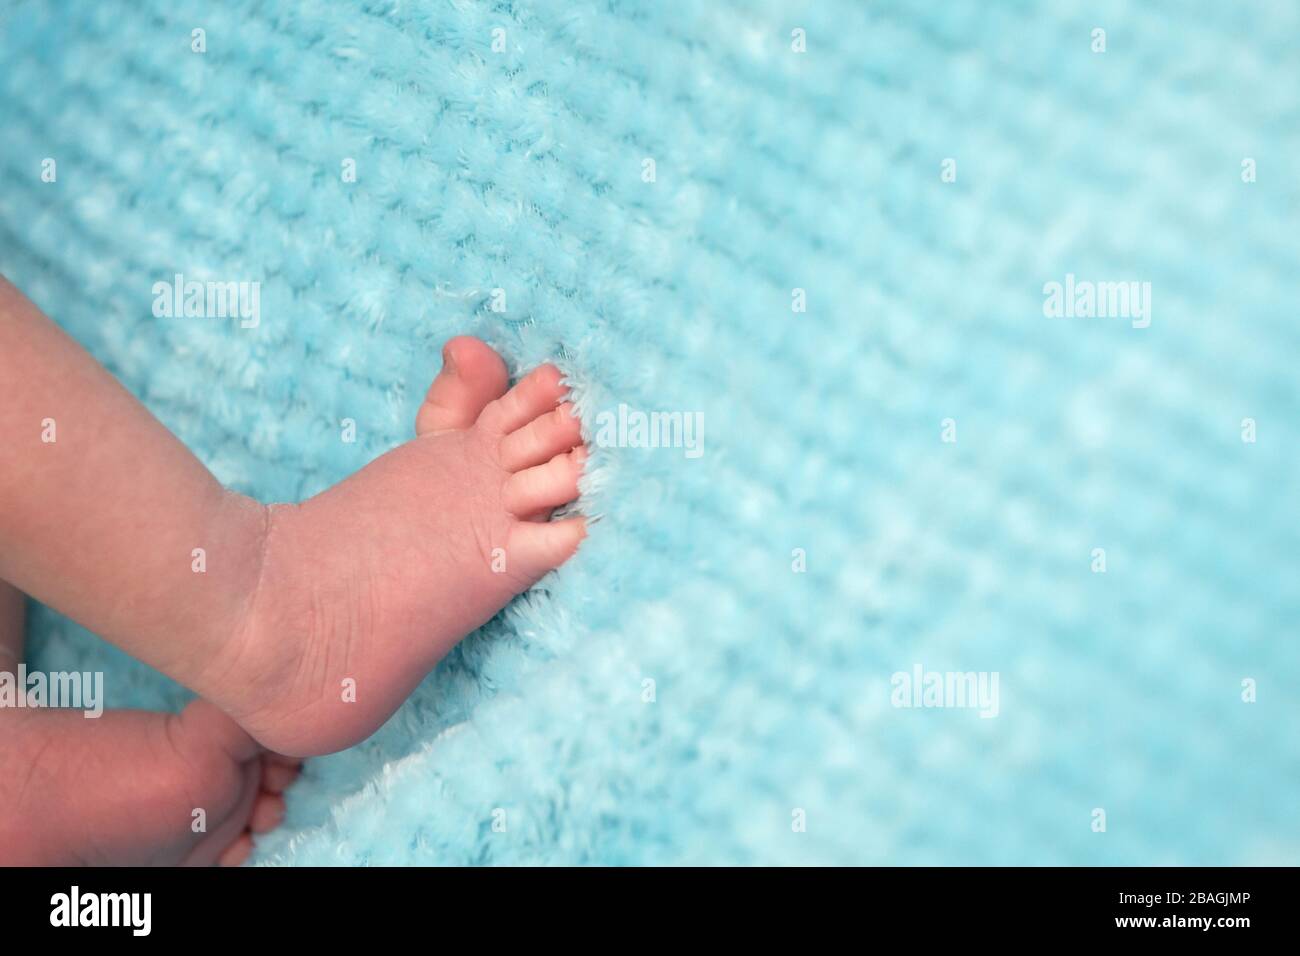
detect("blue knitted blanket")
(2, 0), (1297, 864)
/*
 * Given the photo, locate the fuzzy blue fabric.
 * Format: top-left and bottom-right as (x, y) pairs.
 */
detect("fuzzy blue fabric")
(2, 0), (1298, 865)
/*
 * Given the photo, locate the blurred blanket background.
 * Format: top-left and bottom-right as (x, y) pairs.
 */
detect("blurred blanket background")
(1, 0), (1297, 863)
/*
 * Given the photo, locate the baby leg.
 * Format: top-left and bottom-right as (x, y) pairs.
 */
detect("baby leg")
(0, 280), (586, 757)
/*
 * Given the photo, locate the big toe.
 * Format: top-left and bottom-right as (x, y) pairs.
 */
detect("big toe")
(416, 336), (509, 436)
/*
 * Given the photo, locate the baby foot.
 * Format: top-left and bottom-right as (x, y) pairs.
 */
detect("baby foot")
(0, 698), (299, 865)
(204, 337), (588, 756)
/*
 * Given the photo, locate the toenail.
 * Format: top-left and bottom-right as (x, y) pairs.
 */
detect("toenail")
(441, 346), (458, 375)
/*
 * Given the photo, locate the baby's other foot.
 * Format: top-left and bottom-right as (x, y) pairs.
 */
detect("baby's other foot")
(209, 337), (588, 756)
(0, 699), (299, 865)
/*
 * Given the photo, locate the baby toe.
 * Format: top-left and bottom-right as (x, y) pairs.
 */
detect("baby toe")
(249, 793), (286, 834)
(477, 363), (569, 435)
(502, 446), (586, 518)
(217, 833), (254, 867)
(499, 403), (583, 471)
(507, 517), (587, 579)
(260, 755), (301, 794)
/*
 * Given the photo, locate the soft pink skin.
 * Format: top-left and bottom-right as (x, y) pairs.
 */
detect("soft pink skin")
(233, 387), (586, 753)
(0, 582), (298, 866)
(0, 277), (587, 760)
(201, 339), (589, 755)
